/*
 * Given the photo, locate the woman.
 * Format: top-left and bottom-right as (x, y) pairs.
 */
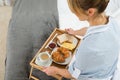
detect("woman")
(43, 0), (120, 80)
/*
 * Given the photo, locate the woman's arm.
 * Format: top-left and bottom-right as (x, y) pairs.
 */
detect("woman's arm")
(65, 27), (88, 36)
(42, 66), (75, 79)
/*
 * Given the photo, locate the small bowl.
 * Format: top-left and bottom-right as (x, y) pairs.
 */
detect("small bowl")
(48, 42), (57, 50)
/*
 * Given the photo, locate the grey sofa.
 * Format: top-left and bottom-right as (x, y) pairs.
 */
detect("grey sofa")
(5, 0), (59, 80)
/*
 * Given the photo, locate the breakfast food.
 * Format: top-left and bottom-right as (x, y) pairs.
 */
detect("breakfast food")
(52, 47), (70, 63)
(57, 33), (78, 50)
(61, 42), (75, 50)
(52, 51), (65, 63)
(41, 54), (49, 60)
(57, 47), (70, 58)
(57, 34), (72, 43)
(48, 42), (56, 49)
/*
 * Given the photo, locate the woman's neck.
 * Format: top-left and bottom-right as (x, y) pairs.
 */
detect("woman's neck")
(88, 13), (108, 26)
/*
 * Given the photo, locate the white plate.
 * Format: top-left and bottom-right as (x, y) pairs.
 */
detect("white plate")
(57, 35), (78, 48)
(51, 47), (72, 65)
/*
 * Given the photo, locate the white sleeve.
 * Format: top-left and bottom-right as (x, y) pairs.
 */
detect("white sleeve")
(68, 55), (81, 79)
(71, 68), (81, 79)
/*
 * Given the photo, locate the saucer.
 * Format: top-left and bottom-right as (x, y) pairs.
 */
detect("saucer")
(35, 57), (52, 67)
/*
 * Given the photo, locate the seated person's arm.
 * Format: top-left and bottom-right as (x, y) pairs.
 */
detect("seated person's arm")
(65, 27), (88, 36)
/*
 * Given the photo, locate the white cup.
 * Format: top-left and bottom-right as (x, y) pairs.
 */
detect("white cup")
(38, 52), (51, 64)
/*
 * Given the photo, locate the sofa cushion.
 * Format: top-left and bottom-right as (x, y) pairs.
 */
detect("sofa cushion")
(5, 0), (59, 80)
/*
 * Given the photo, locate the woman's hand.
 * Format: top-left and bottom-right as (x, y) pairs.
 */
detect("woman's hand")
(42, 66), (74, 79)
(65, 27), (88, 36)
(65, 28), (75, 35)
(42, 66), (58, 76)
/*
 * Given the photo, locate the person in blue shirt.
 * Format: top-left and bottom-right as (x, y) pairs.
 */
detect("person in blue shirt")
(42, 0), (120, 80)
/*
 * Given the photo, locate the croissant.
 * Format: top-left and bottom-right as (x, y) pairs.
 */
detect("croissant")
(52, 51), (65, 63)
(58, 47), (70, 58)
(52, 47), (70, 63)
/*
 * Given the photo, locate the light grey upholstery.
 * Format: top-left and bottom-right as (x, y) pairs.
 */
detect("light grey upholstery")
(5, 0), (59, 80)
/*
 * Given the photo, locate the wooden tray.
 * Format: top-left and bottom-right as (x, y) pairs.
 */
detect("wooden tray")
(29, 28), (81, 79)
